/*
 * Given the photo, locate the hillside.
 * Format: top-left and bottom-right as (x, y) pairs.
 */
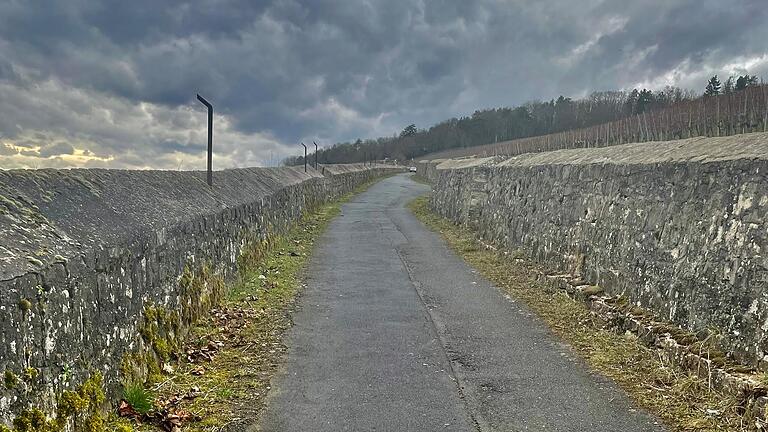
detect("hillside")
(287, 81), (768, 165)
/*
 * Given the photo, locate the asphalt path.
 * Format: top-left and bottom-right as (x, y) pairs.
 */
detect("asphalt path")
(256, 173), (664, 432)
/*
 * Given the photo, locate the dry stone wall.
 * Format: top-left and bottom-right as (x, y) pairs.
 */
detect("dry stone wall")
(0, 164), (398, 424)
(429, 133), (768, 368)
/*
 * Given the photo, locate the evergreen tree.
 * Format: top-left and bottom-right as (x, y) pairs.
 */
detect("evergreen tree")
(624, 89), (639, 115)
(735, 75), (748, 91)
(399, 124), (417, 138)
(705, 75), (721, 96)
(724, 76), (734, 94)
(735, 74), (758, 91)
(636, 89), (654, 114)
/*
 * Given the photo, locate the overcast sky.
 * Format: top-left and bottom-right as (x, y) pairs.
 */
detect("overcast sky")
(1, 0), (766, 170)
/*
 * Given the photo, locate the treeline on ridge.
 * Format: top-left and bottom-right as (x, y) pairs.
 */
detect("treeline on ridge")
(285, 74), (767, 165)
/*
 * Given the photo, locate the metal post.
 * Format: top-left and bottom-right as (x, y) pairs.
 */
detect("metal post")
(196, 94), (213, 186)
(301, 142), (307, 172)
(313, 141), (318, 169)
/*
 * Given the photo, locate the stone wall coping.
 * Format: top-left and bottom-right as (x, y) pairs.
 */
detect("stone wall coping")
(427, 132), (768, 170)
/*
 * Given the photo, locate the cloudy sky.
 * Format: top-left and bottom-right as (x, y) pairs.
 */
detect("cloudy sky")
(0, 0), (766, 170)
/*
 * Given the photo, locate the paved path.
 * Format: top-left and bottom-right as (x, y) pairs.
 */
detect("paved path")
(256, 174), (664, 431)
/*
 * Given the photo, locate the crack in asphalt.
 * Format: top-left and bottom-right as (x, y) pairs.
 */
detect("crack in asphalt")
(394, 245), (486, 432)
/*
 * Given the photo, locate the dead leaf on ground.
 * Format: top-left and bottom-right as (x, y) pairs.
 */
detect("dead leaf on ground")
(118, 400), (141, 419)
(166, 409), (201, 430)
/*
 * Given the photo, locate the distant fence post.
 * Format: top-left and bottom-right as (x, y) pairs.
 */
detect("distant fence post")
(196, 94), (213, 186)
(313, 141), (318, 169)
(301, 142), (307, 172)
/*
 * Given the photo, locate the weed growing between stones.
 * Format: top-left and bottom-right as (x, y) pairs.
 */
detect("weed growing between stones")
(408, 195), (761, 432)
(122, 384), (154, 416)
(122, 176), (390, 431)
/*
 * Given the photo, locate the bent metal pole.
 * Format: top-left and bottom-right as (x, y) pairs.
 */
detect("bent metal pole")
(313, 141), (319, 169)
(196, 94), (213, 186)
(301, 142), (307, 172)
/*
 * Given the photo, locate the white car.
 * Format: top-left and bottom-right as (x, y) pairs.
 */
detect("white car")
(408, 166), (417, 172)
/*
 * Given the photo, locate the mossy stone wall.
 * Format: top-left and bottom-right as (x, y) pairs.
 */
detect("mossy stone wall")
(0, 164), (398, 425)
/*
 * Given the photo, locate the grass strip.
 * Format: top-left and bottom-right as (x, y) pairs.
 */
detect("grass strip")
(408, 173), (433, 187)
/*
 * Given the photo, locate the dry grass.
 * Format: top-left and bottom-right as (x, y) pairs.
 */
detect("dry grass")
(408, 173), (433, 186)
(408, 195), (762, 432)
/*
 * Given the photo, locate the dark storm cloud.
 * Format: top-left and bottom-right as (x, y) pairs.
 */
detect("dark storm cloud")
(569, 0), (768, 91)
(0, 0), (766, 169)
(38, 142), (75, 158)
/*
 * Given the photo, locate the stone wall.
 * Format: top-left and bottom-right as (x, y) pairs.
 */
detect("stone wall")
(0, 164), (398, 424)
(429, 133), (768, 367)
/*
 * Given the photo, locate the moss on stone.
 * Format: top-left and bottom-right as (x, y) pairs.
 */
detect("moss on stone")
(17, 299), (32, 313)
(236, 237), (272, 274)
(120, 263), (226, 389)
(111, 422), (133, 432)
(0, 194), (48, 226)
(153, 338), (171, 362)
(5, 372), (106, 432)
(11, 408), (48, 432)
(23, 368), (39, 382)
(119, 351), (143, 386)
(55, 390), (89, 419)
(145, 352), (163, 385)
(137, 302), (183, 367)
(177, 263), (226, 327)
(55, 372), (105, 427)
(4, 370), (19, 389)
(0, 194), (21, 211)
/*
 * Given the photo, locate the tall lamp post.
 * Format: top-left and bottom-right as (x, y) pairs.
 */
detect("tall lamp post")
(196, 94), (213, 186)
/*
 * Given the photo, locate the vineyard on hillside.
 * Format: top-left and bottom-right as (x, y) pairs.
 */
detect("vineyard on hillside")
(421, 84), (768, 160)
